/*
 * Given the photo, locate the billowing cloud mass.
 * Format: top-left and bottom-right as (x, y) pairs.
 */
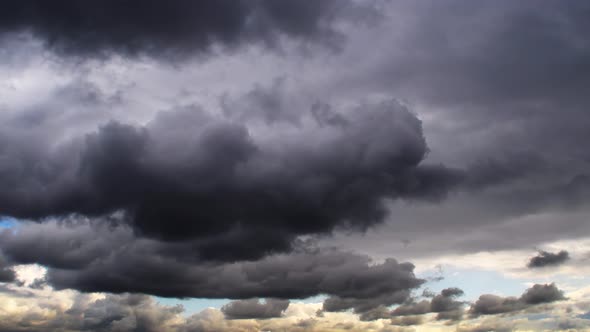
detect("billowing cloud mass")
(0, 1), (590, 331)
(0, 97), (459, 262)
(527, 250), (570, 268)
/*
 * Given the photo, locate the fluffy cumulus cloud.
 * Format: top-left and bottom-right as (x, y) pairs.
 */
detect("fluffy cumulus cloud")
(0, 277), (582, 332)
(0, 1), (590, 331)
(0, 282), (418, 332)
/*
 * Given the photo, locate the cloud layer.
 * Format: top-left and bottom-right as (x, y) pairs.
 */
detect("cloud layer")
(0, 0), (371, 58)
(0, 220), (425, 301)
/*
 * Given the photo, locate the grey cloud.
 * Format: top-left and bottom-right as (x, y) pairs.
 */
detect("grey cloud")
(519, 283), (565, 305)
(527, 250), (570, 268)
(0, 292), (183, 332)
(456, 320), (514, 332)
(391, 300), (430, 316)
(28, 277), (47, 290)
(470, 283), (565, 317)
(0, 0), (374, 59)
(390, 315), (423, 326)
(390, 287), (465, 322)
(0, 255), (15, 283)
(221, 298), (289, 320)
(462, 153), (549, 190)
(323, 287), (466, 322)
(221, 77), (303, 125)
(359, 1), (590, 112)
(0, 97), (460, 262)
(557, 317), (590, 331)
(75, 294), (184, 332)
(470, 295), (524, 316)
(327, 0), (590, 225)
(323, 174), (590, 261)
(0, 220), (425, 300)
(432, 288), (464, 311)
(322, 290), (411, 317)
(0, 217), (127, 269)
(181, 308), (260, 332)
(1, 1), (588, 267)
(0, 283), (36, 298)
(358, 306), (392, 322)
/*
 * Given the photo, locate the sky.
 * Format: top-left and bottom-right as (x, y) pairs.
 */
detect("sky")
(0, 1), (589, 331)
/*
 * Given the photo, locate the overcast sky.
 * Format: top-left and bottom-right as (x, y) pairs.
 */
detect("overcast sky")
(0, 1), (589, 331)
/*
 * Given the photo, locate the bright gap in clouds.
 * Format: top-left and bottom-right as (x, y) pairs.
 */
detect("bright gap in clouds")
(0, 217), (17, 229)
(156, 298), (230, 316)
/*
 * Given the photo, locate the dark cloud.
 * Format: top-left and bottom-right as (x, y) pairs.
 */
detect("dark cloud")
(0, 0), (374, 59)
(558, 317), (590, 331)
(0, 98), (459, 262)
(470, 283), (565, 317)
(321, 287), (466, 322)
(0, 220), (425, 300)
(322, 290), (411, 317)
(360, 1), (590, 115)
(0, 4), (586, 331)
(430, 288), (464, 321)
(527, 250), (570, 268)
(76, 294), (184, 332)
(329, 0), (590, 227)
(0, 283), (36, 298)
(456, 320), (514, 332)
(389, 287), (465, 322)
(390, 300), (430, 317)
(462, 153), (549, 190)
(47, 251), (423, 301)
(471, 295), (524, 316)
(390, 315), (423, 326)
(0, 255), (15, 283)
(28, 277), (47, 290)
(519, 283), (566, 305)
(358, 306), (392, 322)
(221, 298), (289, 320)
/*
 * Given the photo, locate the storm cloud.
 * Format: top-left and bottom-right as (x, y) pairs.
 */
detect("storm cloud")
(0, 0), (373, 59)
(0, 1), (588, 330)
(0, 220), (425, 300)
(0, 97), (460, 262)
